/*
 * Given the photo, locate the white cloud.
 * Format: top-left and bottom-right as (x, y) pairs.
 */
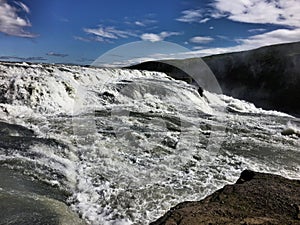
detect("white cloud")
(176, 9), (203, 23)
(0, 0), (35, 37)
(141, 31), (181, 42)
(237, 28), (300, 47)
(84, 25), (136, 41)
(200, 18), (210, 23)
(248, 28), (267, 33)
(190, 36), (214, 44)
(178, 1), (300, 27)
(212, 0), (300, 27)
(141, 33), (162, 42)
(134, 21), (145, 26)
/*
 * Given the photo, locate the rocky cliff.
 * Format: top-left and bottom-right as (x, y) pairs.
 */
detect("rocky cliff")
(129, 42), (300, 116)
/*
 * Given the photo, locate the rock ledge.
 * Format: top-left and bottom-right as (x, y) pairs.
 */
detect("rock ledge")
(151, 170), (300, 225)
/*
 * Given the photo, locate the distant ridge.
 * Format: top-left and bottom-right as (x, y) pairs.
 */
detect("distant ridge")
(128, 42), (300, 116)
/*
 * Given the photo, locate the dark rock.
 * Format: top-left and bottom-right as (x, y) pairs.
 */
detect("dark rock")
(150, 170), (300, 225)
(236, 169), (255, 184)
(281, 128), (300, 137)
(100, 91), (116, 103)
(161, 136), (178, 149)
(197, 87), (203, 97)
(0, 121), (35, 137)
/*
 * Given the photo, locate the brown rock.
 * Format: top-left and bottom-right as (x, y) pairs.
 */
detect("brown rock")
(151, 170), (300, 225)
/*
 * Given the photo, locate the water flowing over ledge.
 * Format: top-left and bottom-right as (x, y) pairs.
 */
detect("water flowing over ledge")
(0, 61), (299, 224)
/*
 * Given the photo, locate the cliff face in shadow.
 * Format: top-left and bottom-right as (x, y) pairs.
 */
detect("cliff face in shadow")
(203, 42), (300, 116)
(128, 42), (300, 116)
(150, 170), (300, 225)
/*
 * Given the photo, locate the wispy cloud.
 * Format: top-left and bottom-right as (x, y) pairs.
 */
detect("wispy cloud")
(74, 36), (92, 42)
(13, 1), (30, 13)
(83, 25), (136, 42)
(124, 18), (157, 27)
(134, 19), (157, 27)
(216, 35), (231, 40)
(176, 8), (213, 24)
(140, 31), (181, 42)
(134, 21), (145, 26)
(0, 0), (36, 38)
(46, 52), (68, 57)
(74, 35), (106, 43)
(190, 36), (214, 44)
(248, 28), (267, 33)
(176, 9), (206, 23)
(182, 28), (300, 58)
(200, 18), (210, 23)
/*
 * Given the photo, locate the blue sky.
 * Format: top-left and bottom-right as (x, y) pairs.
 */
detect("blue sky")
(0, 0), (300, 65)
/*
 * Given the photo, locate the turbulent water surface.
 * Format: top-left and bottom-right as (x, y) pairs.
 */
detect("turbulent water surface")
(0, 62), (299, 224)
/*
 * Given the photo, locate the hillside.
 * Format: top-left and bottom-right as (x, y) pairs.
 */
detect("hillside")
(128, 42), (300, 116)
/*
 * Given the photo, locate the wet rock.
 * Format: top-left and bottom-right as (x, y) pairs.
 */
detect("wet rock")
(151, 170), (300, 225)
(100, 91), (116, 103)
(161, 136), (178, 149)
(281, 128), (300, 137)
(0, 121), (35, 137)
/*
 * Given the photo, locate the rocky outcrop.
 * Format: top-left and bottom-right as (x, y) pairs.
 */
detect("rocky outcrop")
(150, 170), (300, 225)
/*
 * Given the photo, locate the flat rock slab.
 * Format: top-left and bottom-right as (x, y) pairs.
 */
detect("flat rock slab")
(151, 170), (300, 225)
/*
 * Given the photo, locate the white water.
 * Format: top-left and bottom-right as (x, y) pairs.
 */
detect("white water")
(0, 62), (299, 224)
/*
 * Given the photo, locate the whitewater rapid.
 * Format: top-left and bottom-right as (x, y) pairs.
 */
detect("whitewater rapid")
(0, 62), (299, 224)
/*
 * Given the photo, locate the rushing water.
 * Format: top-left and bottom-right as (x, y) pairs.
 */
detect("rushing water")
(0, 62), (299, 224)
